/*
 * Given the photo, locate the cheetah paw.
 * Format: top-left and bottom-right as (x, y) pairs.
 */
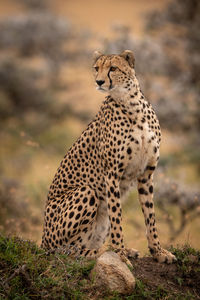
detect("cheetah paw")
(113, 249), (133, 267)
(152, 248), (177, 264)
(119, 252), (133, 268)
(125, 248), (140, 259)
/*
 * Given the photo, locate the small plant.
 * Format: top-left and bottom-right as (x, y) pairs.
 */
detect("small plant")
(0, 236), (200, 299)
(0, 235), (95, 299)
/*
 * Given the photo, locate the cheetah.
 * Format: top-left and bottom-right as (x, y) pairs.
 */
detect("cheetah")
(41, 50), (176, 265)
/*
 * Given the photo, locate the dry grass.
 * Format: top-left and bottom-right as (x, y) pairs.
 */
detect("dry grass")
(1, 235), (200, 299)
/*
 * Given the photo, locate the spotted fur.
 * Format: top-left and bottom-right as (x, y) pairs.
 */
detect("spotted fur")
(41, 50), (176, 265)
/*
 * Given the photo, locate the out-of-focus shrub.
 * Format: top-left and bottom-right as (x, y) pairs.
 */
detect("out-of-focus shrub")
(0, 2), (92, 239)
(103, 0), (200, 133)
(0, 8), (92, 128)
(0, 178), (40, 235)
(0, 13), (71, 58)
(155, 174), (200, 241)
(146, 0), (200, 131)
(19, 0), (49, 11)
(0, 59), (50, 118)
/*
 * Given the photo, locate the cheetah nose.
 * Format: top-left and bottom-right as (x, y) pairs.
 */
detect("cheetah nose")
(96, 80), (105, 86)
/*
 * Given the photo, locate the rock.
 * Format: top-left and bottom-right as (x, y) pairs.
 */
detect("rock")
(91, 251), (135, 295)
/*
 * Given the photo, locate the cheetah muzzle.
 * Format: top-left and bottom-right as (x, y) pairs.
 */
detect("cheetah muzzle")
(41, 50), (177, 266)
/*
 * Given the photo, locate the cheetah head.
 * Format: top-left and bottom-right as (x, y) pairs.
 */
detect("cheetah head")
(93, 50), (135, 96)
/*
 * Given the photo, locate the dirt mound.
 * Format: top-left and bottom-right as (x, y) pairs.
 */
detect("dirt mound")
(131, 247), (200, 299)
(0, 236), (199, 299)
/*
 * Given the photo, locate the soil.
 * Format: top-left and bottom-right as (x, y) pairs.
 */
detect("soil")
(131, 255), (200, 299)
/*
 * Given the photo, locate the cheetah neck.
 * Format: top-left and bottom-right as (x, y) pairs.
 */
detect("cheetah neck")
(108, 75), (146, 112)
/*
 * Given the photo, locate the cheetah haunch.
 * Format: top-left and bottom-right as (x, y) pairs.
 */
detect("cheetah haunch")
(41, 50), (176, 265)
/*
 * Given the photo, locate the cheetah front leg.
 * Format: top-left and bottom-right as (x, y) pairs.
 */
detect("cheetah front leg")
(105, 172), (136, 266)
(137, 165), (176, 264)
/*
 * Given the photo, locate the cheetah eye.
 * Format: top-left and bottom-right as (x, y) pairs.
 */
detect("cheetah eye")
(94, 66), (99, 72)
(110, 66), (117, 72)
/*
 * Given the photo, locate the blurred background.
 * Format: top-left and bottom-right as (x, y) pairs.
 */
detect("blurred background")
(0, 0), (199, 254)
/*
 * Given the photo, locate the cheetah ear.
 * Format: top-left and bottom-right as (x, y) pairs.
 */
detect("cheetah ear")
(120, 50), (135, 68)
(93, 50), (103, 63)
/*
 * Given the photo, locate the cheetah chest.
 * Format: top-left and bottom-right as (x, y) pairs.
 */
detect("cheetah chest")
(120, 126), (157, 196)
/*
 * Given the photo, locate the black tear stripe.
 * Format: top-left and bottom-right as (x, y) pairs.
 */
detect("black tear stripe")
(108, 70), (113, 90)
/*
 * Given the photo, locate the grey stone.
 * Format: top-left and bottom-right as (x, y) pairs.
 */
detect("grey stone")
(91, 251), (135, 295)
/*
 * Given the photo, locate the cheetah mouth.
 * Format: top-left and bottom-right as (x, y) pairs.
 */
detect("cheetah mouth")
(96, 85), (116, 93)
(96, 86), (108, 92)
